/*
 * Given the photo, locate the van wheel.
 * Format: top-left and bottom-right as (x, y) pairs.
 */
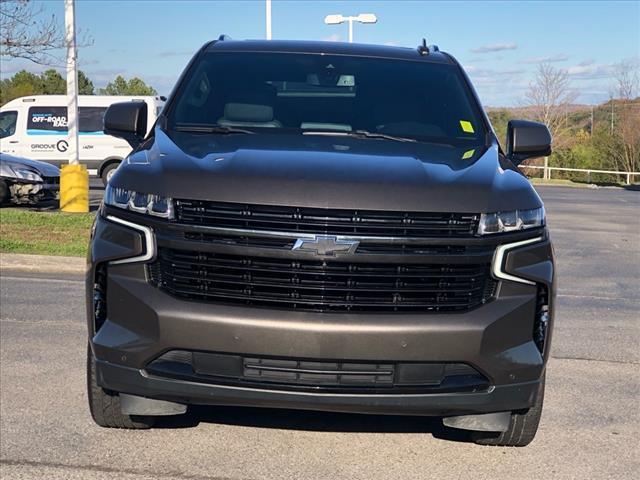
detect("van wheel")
(472, 374), (545, 447)
(101, 162), (120, 185)
(87, 345), (155, 429)
(0, 179), (10, 205)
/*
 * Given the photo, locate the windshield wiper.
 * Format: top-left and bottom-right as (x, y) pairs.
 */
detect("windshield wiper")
(173, 124), (254, 135)
(303, 129), (416, 143)
(352, 130), (417, 143)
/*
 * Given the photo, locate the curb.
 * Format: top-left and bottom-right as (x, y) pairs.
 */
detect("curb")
(0, 253), (86, 275)
(530, 180), (599, 189)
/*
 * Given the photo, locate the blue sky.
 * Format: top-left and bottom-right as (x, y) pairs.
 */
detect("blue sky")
(3, 0), (639, 106)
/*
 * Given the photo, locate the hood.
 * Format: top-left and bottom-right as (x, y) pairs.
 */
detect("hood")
(111, 127), (542, 214)
(0, 153), (60, 178)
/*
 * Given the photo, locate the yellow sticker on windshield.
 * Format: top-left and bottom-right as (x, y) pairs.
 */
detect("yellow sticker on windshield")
(460, 120), (475, 133)
(462, 149), (475, 160)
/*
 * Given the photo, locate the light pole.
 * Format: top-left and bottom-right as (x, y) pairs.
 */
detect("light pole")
(266, 0), (272, 40)
(61, 0), (88, 212)
(65, 0), (78, 168)
(324, 13), (377, 43)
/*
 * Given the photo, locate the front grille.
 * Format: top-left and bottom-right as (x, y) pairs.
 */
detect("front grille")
(43, 176), (60, 185)
(148, 248), (496, 313)
(174, 200), (480, 238)
(183, 230), (476, 256)
(146, 350), (490, 394)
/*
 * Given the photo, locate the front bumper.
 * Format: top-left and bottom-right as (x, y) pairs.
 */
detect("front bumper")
(97, 358), (540, 416)
(2, 177), (60, 202)
(87, 212), (555, 416)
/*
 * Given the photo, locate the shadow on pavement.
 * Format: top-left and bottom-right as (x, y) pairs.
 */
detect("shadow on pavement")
(0, 199), (101, 213)
(154, 405), (476, 443)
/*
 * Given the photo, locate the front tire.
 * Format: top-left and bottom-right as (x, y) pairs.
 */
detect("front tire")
(473, 374), (546, 447)
(87, 345), (155, 429)
(0, 179), (10, 205)
(100, 162), (120, 185)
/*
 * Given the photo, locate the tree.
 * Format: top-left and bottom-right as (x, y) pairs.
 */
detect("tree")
(0, 0), (91, 65)
(78, 71), (95, 95)
(599, 61), (640, 175)
(0, 69), (95, 105)
(37, 69), (93, 95)
(40, 69), (65, 94)
(0, 70), (41, 105)
(524, 63), (578, 148)
(614, 60), (639, 101)
(486, 109), (510, 146)
(100, 75), (157, 96)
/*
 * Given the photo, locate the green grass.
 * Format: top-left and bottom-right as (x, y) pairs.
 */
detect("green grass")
(0, 209), (95, 256)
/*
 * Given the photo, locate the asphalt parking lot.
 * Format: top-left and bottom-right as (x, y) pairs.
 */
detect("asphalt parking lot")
(1, 186), (639, 480)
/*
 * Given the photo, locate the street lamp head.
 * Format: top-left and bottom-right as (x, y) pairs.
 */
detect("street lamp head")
(324, 14), (345, 25)
(355, 13), (377, 24)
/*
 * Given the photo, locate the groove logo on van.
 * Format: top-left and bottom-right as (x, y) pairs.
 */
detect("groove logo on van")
(29, 140), (69, 153)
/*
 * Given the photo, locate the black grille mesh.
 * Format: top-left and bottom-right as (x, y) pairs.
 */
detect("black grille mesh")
(174, 200), (480, 238)
(148, 248), (496, 313)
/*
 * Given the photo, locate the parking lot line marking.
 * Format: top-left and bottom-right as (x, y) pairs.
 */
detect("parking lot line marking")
(0, 276), (83, 285)
(0, 318), (83, 327)
(551, 355), (639, 365)
(558, 293), (637, 301)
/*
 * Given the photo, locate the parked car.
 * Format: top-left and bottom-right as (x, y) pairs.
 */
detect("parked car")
(0, 153), (60, 205)
(0, 95), (165, 185)
(87, 38), (555, 447)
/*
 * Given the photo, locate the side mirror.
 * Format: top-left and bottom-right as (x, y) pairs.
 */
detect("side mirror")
(506, 120), (552, 165)
(103, 101), (148, 148)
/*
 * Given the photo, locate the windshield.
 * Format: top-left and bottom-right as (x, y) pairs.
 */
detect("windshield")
(168, 52), (486, 145)
(0, 111), (18, 139)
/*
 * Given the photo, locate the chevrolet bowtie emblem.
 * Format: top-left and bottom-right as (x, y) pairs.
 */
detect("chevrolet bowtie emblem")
(292, 236), (359, 256)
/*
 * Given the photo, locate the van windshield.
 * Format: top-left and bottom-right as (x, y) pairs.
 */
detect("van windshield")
(168, 52), (486, 146)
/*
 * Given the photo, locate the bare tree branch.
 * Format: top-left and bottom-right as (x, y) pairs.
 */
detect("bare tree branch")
(613, 59), (639, 101)
(0, 0), (92, 66)
(608, 61), (640, 173)
(524, 63), (578, 148)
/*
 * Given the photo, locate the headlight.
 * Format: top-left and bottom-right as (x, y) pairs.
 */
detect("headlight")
(104, 185), (174, 219)
(478, 207), (544, 235)
(12, 167), (43, 183)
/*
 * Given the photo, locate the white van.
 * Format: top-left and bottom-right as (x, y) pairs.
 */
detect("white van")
(0, 95), (165, 184)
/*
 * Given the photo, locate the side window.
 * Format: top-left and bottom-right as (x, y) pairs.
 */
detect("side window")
(79, 107), (107, 134)
(28, 106), (67, 135)
(0, 111), (18, 138)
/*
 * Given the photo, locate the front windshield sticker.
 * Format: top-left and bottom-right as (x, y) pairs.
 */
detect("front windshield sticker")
(462, 149), (475, 160)
(459, 120), (475, 133)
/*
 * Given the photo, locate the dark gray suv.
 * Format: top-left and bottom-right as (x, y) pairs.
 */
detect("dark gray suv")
(87, 38), (555, 446)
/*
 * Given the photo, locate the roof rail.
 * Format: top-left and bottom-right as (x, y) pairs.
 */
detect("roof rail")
(218, 34), (232, 41)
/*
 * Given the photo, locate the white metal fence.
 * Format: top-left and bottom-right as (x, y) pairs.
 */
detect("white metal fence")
(520, 163), (639, 185)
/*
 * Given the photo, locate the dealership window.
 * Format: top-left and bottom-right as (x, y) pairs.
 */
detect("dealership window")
(27, 106), (107, 134)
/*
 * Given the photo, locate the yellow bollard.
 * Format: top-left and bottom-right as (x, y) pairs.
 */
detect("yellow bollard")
(60, 164), (89, 212)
